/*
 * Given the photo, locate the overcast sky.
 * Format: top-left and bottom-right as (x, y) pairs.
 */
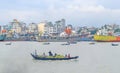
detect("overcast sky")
(0, 0), (120, 27)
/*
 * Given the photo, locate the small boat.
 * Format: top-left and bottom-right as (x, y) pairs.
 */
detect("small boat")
(5, 42), (12, 45)
(43, 42), (50, 45)
(67, 41), (77, 44)
(111, 43), (118, 46)
(61, 42), (70, 45)
(31, 51), (79, 60)
(89, 42), (95, 45)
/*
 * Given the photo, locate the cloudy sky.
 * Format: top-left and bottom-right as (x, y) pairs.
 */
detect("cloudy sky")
(0, 0), (120, 27)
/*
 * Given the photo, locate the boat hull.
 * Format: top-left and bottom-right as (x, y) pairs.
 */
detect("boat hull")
(94, 35), (120, 42)
(31, 53), (79, 60)
(111, 43), (118, 46)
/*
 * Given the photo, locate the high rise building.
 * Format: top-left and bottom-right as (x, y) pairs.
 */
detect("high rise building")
(54, 19), (66, 35)
(9, 19), (26, 34)
(28, 23), (38, 34)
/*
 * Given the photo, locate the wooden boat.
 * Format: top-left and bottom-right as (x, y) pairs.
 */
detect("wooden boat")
(43, 42), (50, 45)
(67, 41), (77, 44)
(111, 43), (119, 46)
(5, 42), (12, 45)
(61, 42), (70, 45)
(31, 53), (79, 60)
(89, 42), (95, 45)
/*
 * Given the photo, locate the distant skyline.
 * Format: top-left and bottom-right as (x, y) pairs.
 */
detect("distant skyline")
(0, 0), (120, 27)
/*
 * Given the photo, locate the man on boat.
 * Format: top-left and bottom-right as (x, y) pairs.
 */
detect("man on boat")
(42, 52), (46, 57)
(48, 51), (53, 56)
(54, 53), (57, 57)
(35, 50), (37, 56)
(65, 54), (67, 58)
(68, 54), (70, 58)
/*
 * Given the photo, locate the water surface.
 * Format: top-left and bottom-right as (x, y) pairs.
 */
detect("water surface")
(0, 41), (120, 73)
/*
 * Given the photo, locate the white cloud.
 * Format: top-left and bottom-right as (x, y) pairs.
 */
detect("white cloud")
(66, 5), (105, 13)
(0, 0), (120, 26)
(0, 10), (42, 24)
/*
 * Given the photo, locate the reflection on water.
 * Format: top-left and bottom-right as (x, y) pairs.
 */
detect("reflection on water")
(0, 41), (120, 73)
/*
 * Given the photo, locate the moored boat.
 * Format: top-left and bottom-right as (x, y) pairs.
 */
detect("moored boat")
(94, 35), (120, 42)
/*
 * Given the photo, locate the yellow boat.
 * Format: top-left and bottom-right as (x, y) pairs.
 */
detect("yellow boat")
(94, 35), (120, 42)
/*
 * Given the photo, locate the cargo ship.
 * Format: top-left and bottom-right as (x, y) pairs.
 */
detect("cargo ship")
(94, 35), (120, 42)
(94, 28), (120, 42)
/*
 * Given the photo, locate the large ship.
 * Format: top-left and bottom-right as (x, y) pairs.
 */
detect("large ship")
(94, 29), (120, 42)
(94, 35), (120, 42)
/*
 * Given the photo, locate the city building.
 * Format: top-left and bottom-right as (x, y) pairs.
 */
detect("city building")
(9, 19), (26, 34)
(38, 21), (48, 36)
(54, 19), (66, 36)
(27, 23), (38, 34)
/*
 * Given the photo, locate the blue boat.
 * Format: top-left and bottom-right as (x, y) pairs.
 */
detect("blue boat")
(79, 37), (93, 41)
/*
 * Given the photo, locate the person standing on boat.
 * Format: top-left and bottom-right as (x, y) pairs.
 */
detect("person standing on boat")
(54, 53), (57, 57)
(65, 54), (67, 58)
(48, 51), (53, 56)
(43, 52), (46, 57)
(35, 50), (37, 56)
(68, 54), (70, 58)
